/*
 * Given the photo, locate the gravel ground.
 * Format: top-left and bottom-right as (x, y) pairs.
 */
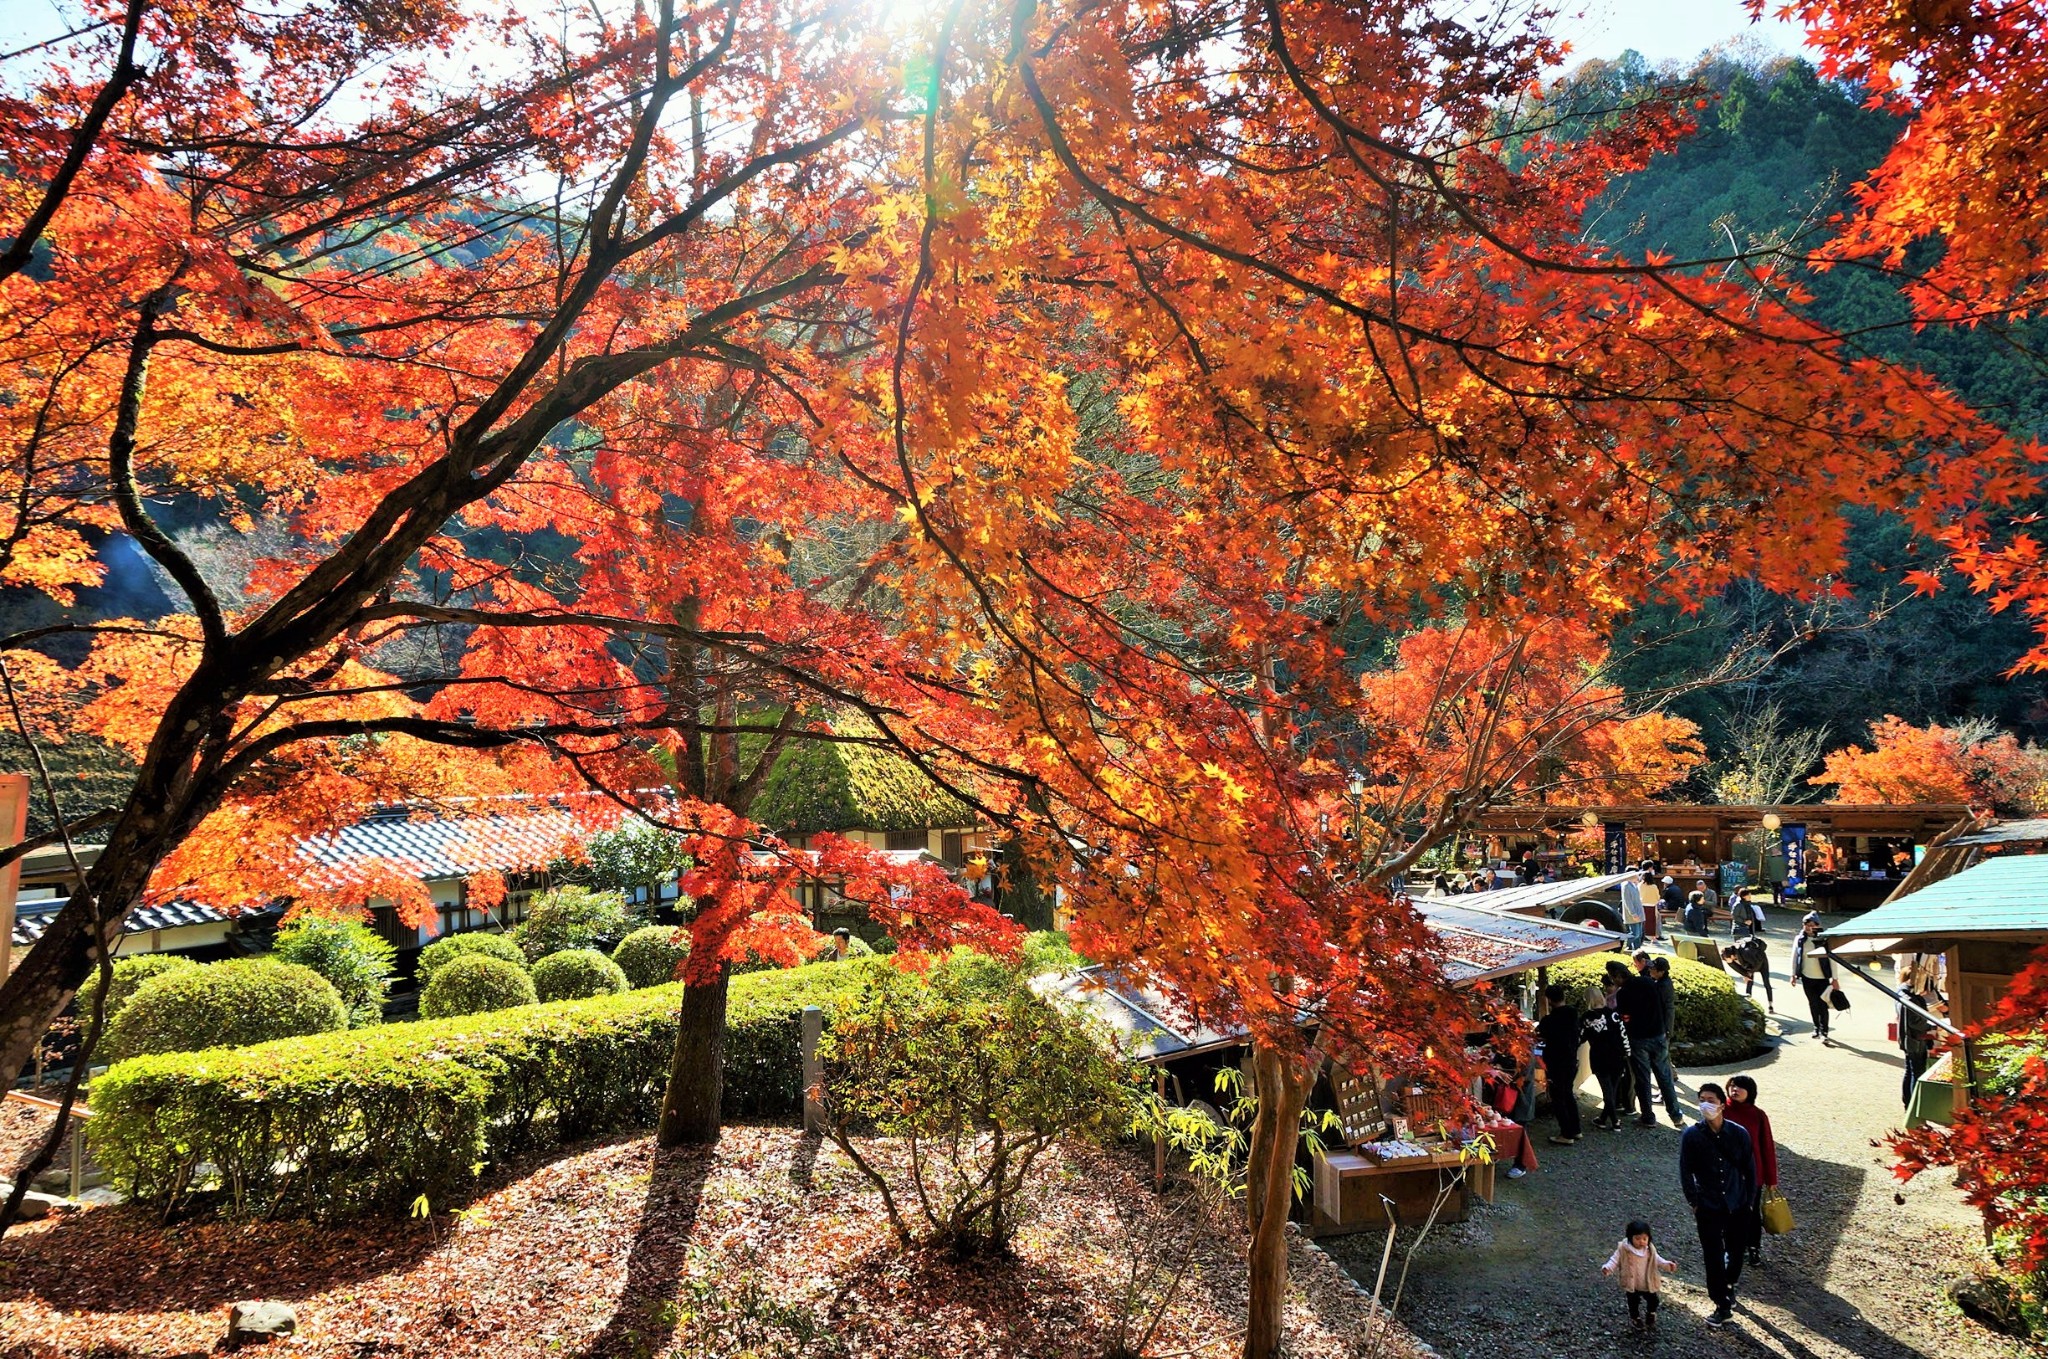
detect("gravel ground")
(1322, 912), (2035, 1359)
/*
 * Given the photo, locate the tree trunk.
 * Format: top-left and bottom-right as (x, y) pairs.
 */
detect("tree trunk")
(1243, 1039), (1317, 1359)
(657, 965), (730, 1146)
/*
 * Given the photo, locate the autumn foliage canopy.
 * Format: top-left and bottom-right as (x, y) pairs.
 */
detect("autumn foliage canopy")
(3, 0), (2048, 1340)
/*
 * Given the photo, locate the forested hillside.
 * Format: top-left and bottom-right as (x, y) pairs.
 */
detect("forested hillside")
(1556, 45), (2048, 776)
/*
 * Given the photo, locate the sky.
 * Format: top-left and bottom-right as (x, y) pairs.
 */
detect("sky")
(1551, 0), (1815, 66)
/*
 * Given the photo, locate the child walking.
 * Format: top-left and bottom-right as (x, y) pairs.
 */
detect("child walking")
(1602, 1219), (1679, 1331)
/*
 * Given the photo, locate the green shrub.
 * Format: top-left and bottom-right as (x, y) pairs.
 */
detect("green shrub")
(91, 958), (887, 1219)
(103, 959), (348, 1062)
(1019, 929), (1083, 975)
(75, 955), (199, 1032)
(1548, 952), (1767, 1064)
(509, 886), (633, 961)
(419, 954), (538, 1019)
(612, 925), (690, 989)
(272, 917), (397, 1026)
(811, 932), (877, 963)
(582, 822), (691, 897)
(531, 948), (629, 1003)
(819, 954), (1142, 1256)
(415, 930), (526, 988)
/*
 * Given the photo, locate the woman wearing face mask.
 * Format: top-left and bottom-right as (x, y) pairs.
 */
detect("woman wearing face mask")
(1722, 1076), (1779, 1265)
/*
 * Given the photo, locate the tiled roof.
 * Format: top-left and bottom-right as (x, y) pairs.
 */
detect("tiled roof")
(12, 899), (233, 950)
(300, 792), (651, 882)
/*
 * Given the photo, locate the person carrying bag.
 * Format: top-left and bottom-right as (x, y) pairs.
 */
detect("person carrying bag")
(1760, 1187), (1794, 1236)
(1792, 913), (1842, 1044)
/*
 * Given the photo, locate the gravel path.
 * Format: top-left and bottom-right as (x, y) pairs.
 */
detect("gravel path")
(1321, 912), (2031, 1359)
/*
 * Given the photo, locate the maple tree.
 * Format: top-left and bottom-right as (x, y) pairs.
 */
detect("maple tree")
(3, 0), (2045, 1350)
(1356, 620), (1708, 810)
(1812, 715), (2048, 815)
(1889, 950), (2048, 1276)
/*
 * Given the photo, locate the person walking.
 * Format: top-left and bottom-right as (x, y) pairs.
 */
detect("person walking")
(1582, 982), (1634, 1132)
(1620, 954), (1682, 1127)
(1601, 1219), (1680, 1332)
(1680, 1081), (1757, 1329)
(1899, 988), (1940, 1107)
(1721, 934), (1774, 1012)
(1723, 1076), (1779, 1266)
(1791, 912), (1841, 1044)
(1538, 982), (1584, 1144)
(1619, 869), (1648, 949)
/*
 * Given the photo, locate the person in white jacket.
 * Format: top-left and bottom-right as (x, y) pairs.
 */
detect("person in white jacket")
(1603, 1219), (1680, 1332)
(1618, 870), (1649, 948)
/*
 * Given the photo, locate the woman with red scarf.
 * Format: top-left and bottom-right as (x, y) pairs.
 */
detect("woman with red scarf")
(1724, 1075), (1780, 1265)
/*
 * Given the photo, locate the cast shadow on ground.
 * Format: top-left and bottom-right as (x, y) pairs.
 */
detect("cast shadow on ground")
(0, 1189), (442, 1315)
(574, 1139), (716, 1359)
(1323, 1095), (1943, 1359)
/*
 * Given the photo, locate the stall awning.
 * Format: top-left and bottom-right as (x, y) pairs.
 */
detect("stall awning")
(1039, 968), (1251, 1062)
(1421, 870), (1642, 917)
(1823, 853), (2048, 955)
(1414, 900), (1626, 984)
(1045, 901), (1623, 1063)
(1948, 819), (2048, 848)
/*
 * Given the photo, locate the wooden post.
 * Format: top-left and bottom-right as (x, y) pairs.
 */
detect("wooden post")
(800, 1004), (824, 1135)
(68, 1119), (82, 1198)
(1153, 1069), (1167, 1190)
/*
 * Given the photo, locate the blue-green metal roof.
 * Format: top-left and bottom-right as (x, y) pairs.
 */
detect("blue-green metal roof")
(1824, 853), (2048, 946)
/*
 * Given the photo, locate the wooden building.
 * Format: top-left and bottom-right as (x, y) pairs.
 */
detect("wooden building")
(1474, 802), (1970, 912)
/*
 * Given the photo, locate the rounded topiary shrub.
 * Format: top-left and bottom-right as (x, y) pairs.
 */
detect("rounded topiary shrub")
(419, 953), (538, 1019)
(75, 954), (200, 1031)
(272, 917), (396, 1027)
(509, 887), (633, 961)
(1548, 951), (1767, 1065)
(415, 930), (526, 989)
(531, 948), (630, 1003)
(612, 926), (690, 989)
(104, 958), (348, 1062)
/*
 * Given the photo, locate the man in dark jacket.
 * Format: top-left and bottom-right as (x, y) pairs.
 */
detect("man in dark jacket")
(1619, 953), (1682, 1127)
(1537, 983), (1582, 1143)
(1680, 1081), (1757, 1328)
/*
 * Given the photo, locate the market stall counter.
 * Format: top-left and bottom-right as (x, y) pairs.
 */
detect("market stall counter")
(1311, 1141), (1474, 1233)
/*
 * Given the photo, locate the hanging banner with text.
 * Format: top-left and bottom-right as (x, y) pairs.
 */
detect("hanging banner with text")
(1604, 822), (1629, 876)
(1780, 823), (1808, 893)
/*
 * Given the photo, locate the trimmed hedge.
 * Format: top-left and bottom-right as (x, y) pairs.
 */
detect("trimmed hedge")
(103, 959), (348, 1062)
(416, 931), (526, 988)
(1549, 952), (1768, 1065)
(612, 926), (690, 989)
(420, 954), (538, 1019)
(91, 958), (887, 1219)
(531, 948), (629, 1002)
(75, 955), (198, 1031)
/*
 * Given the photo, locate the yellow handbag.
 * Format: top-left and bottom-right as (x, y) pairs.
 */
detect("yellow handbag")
(1760, 1187), (1794, 1236)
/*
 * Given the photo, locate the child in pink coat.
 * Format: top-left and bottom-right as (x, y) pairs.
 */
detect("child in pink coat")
(1602, 1219), (1680, 1330)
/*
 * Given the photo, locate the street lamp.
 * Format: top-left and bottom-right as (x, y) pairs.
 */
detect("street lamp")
(1762, 812), (1781, 832)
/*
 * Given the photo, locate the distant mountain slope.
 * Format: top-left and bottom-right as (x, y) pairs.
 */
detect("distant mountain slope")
(1553, 47), (2048, 768)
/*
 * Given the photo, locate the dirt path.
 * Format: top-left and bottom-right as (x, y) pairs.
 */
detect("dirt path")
(1321, 911), (2030, 1359)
